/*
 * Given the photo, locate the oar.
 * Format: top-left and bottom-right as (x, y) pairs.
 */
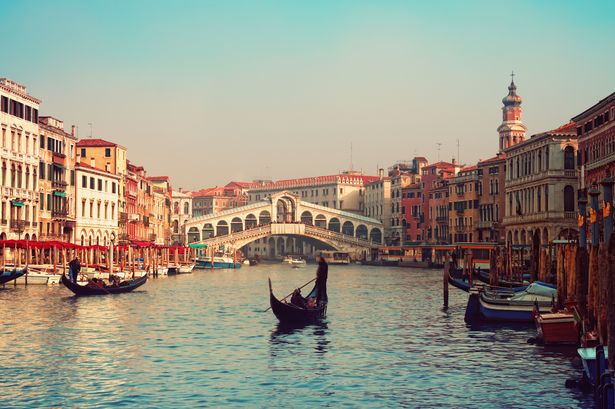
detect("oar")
(263, 277), (316, 312)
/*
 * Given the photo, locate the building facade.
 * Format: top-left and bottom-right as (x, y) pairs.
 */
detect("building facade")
(38, 116), (77, 242)
(247, 172), (378, 215)
(364, 171), (391, 242)
(389, 158), (426, 244)
(476, 154), (506, 243)
(76, 138), (127, 240)
(448, 166), (480, 243)
(170, 189), (192, 245)
(148, 176), (172, 245)
(428, 178), (450, 243)
(572, 91), (615, 190)
(503, 123), (578, 245)
(0, 78), (41, 240)
(126, 162), (152, 243)
(75, 163), (119, 246)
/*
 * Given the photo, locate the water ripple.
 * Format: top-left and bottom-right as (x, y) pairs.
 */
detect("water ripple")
(0, 265), (591, 408)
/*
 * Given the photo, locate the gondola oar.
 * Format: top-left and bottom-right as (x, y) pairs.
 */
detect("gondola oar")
(263, 277), (316, 312)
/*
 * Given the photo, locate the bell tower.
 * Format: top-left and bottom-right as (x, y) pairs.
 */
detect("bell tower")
(497, 72), (527, 152)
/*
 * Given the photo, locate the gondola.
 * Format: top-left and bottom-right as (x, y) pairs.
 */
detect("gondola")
(0, 268), (27, 285)
(61, 273), (147, 296)
(268, 278), (327, 325)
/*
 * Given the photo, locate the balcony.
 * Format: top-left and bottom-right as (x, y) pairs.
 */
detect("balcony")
(52, 180), (68, 189)
(119, 212), (128, 223)
(436, 216), (448, 223)
(52, 209), (68, 219)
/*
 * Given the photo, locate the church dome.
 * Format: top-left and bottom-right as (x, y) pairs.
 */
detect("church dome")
(502, 80), (522, 107)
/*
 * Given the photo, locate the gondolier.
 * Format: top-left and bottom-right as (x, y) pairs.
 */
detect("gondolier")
(68, 256), (81, 283)
(316, 255), (328, 304)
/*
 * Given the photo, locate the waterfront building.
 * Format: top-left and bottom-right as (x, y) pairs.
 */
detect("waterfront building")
(364, 170), (391, 242)
(503, 122), (579, 244)
(0, 78), (41, 240)
(76, 138), (127, 240)
(476, 153), (506, 242)
(389, 158), (427, 245)
(448, 166), (479, 243)
(247, 171), (378, 216)
(74, 162), (119, 246)
(420, 161), (459, 243)
(170, 188), (192, 245)
(126, 161), (152, 243)
(192, 182), (251, 218)
(428, 178), (450, 243)
(148, 176), (172, 245)
(572, 91), (615, 190)
(38, 116), (77, 242)
(401, 182), (423, 243)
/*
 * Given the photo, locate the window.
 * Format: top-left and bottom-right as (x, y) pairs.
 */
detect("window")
(564, 146), (575, 170)
(98, 179), (102, 191)
(82, 175), (87, 188)
(90, 177), (95, 189)
(563, 185), (574, 212)
(105, 148), (111, 157)
(80, 148), (86, 157)
(112, 182), (116, 194)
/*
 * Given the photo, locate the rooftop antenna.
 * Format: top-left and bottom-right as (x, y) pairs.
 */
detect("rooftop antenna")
(350, 142), (354, 172)
(88, 122), (93, 138)
(457, 139), (460, 164)
(436, 142), (442, 161)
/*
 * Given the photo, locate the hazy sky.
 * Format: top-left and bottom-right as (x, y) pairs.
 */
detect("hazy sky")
(3, 1), (614, 189)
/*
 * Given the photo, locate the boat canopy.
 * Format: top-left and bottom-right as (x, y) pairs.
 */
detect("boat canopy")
(189, 243), (208, 249)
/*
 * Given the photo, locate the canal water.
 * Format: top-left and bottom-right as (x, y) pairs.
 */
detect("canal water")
(0, 264), (592, 408)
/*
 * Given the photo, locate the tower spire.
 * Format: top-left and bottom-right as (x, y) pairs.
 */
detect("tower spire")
(497, 73), (527, 152)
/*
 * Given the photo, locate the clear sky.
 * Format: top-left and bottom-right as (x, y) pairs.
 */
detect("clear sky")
(2, 1), (614, 189)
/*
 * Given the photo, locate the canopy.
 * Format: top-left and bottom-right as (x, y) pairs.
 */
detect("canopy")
(53, 191), (66, 197)
(189, 243), (207, 249)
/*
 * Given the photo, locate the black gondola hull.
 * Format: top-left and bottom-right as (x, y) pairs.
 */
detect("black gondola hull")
(0, 268), (27, 285)
(61, 273), (147, 296)
(269, 291), (326, 324)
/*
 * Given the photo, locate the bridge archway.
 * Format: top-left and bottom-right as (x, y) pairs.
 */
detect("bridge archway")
(328, 217), (340, 232)
(259, 210), (271, 225)
(370, 228), (382, 244)
(276, 237), (285, 255)
(276, 196), (296, 223)
(342, 221), (354, 236)
(216, 220), (229, 236)
(300, 211), (313, 225)
(314, 214), (326, 228)
(356, 224), (368, 240)
(268, 237), (275, 258)
(245, 214), (257, 229)
(188, 227), (200, 243)
(202, 224), (214, 239)
(231, 217), (243, 233)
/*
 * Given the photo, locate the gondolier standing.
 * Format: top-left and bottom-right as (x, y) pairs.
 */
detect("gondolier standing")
(316, 255), (328, 304)
(68, 256), (81, 283)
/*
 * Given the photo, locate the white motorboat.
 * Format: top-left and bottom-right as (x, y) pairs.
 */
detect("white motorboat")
(282, 256), (307, 267)
(178, 264), (195, 274)
(15, 270), (62, 285)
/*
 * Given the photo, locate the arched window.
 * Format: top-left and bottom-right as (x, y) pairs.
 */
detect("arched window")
(183, 202), (189, 215)
(564, 146), (575, 170)
(563, 185), (574, 212)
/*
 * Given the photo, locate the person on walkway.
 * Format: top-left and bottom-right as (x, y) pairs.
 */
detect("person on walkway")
(316, 255), (328, 304)
(68, 256), (81, 283)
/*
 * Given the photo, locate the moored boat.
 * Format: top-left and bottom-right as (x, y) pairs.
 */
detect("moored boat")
(0, 268), (27, 285)
(178, 263), (195, 274)
(196, 255), (241, 269)
(465, 282), (556, 323)
(534, 310), (579, 345)
(61, 273), (147, 296)
(268, 278), (327, 325)
(15, 270), (62, 285)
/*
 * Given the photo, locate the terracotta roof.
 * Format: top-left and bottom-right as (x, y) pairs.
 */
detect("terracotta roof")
(424, 161), (457, 169)
(225, 181), (256, 188)
(478, 154), (506, 165)
(75, 162), (119, 178)
(148, 176), (169, 181)
(548, 121), (576, 134)
(76, 138), (118, 147)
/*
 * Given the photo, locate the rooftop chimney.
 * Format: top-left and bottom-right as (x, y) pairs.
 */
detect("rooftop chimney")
(379, 168), (384, 179)
(71, 125), (76, 137)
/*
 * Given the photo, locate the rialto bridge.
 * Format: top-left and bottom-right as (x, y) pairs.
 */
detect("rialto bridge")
(183, 191), (383, 258)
